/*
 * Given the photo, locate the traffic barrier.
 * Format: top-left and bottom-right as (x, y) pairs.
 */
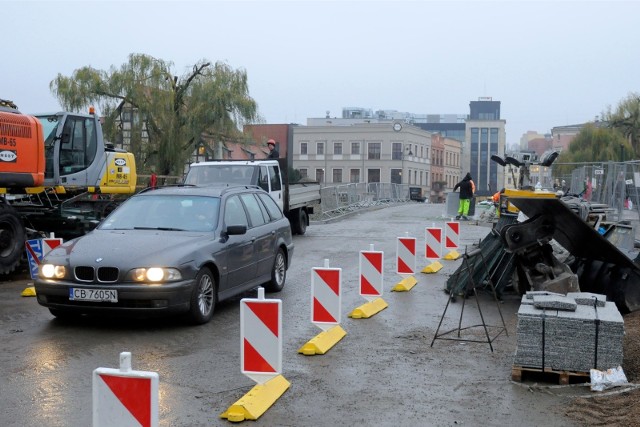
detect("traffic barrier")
(298, 259), (347, 356)
(23, 235), (63, 296)
(443, 250), (461, 260)
(392, 234), (418, 292)
(422, 226), (443, 274)
(444, 221), (460, 259)
(93, 352), (159, 427)
(421, 260), (443, 274)
(349, 244), (388, 318)
(221, 287), (289, 422)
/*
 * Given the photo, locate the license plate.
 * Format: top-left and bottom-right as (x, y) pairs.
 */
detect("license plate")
(69, 288), (118, 303)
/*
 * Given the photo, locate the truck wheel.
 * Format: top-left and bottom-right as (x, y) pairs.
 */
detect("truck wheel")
(0, 203), (25, 275)
(294, 209), (308, 235)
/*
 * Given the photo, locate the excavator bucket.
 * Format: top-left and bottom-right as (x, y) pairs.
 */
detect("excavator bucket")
(509, 197), (640, 314)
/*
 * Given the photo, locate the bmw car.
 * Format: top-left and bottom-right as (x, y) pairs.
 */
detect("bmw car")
(34, 184), (294, 324)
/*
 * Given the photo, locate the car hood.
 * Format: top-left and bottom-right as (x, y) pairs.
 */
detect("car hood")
(46, 229), (215, 268)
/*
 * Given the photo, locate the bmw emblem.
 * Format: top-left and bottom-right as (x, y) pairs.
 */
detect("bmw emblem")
(96, 257), (103, 263)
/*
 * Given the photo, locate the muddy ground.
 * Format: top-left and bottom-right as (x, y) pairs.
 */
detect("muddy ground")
(1, 202), (639, 426)
(564, 310), (640, 426)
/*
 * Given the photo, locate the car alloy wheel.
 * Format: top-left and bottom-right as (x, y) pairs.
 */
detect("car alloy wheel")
(188, 267), (216, 324)
(265, 248), (286, 292)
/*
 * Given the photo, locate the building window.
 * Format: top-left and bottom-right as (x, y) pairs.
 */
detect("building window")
(391, 168), (402, 184)
(317, 142), (325, 155)
(316, 168), (324, 183)
(392, 142), (402, 160)
(300, 168), (308, 179)
(332, 168), (342, 183)
(301, 142), (308, 155)
(350, 168), (360, 183)
(367, 168), (380, 183)
(368, 142), (381, 160)
(333, 142), (342, 155)
(351, 142), (360, 155)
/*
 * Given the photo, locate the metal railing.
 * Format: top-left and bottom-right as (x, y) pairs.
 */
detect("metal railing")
(562, 161), (640, 224)
(317, 182), (413, 220)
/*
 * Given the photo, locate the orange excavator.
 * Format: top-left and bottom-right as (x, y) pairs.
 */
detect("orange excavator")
(0, 99), (137, 274)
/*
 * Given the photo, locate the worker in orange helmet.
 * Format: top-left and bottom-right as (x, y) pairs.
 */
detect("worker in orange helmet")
(267, 139), (280, 159)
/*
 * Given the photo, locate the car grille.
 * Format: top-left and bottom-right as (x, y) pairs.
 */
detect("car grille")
(74, 266), (120, 283)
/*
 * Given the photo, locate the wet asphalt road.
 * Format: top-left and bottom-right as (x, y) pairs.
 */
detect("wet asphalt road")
(0, 203), (584, 427)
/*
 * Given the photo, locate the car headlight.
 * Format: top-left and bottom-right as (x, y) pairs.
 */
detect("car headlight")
(40, 264), (67, 279)
(131, 267), (182, 282)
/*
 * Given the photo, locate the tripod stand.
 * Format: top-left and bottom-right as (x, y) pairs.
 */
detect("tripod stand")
(431, 247), (508, 352)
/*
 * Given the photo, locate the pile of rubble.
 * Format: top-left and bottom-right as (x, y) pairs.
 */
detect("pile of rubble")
(514, 291), (624, 372)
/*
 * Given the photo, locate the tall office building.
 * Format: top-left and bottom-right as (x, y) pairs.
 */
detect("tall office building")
(464, 98), (506, 196)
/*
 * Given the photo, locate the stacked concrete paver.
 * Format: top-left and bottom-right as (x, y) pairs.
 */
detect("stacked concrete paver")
(514, 291), (624, 372)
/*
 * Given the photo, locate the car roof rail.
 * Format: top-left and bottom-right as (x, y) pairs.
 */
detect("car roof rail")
(220, 184), (263, 196)
(137, 184), (197, 194)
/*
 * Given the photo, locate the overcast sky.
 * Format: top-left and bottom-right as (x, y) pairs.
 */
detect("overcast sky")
(3, 0), (639, 144)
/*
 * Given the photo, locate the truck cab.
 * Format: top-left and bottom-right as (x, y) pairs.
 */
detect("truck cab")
(185, 160), (284, 210)
(184, 159), (321, 235)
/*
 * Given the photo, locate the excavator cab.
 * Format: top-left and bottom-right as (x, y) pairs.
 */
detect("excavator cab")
(35, 111), (135, 194)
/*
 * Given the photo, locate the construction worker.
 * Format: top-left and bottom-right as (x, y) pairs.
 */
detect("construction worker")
(492, 188), (504, 216)
(267, 139), (280, 159)
(453, 172), (475, 220)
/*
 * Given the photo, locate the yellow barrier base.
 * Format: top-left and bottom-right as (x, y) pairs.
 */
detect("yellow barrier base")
(443, 250), (460, 260)
(21, 286), (36, 297)
(391, 276), (418, 292)
(220, 375), (290, 422)
(298, 325), (347, 355)
(348, 297), (388, 319)
(421, 261), (443, 274)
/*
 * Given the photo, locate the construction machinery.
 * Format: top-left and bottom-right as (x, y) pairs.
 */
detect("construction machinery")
(0, 99), (137, 274)
(448, 149), (640, 314)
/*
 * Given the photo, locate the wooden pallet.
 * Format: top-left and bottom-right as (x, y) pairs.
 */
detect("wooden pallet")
(512, 365), (590, 385)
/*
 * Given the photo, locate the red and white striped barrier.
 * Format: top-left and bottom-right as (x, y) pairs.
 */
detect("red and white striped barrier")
(359, 244), (384, 301)
(425, 227), (443, 260)
(396, 235), (416, 276)
(445, 221), (460, 250)
(93, 352), (159, 427)
(241, 288), (282, 384)
(311, 260), (342, 331)
(25, 236), (63, 280)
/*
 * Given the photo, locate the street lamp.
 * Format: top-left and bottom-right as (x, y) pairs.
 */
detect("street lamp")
(195, 141), (206, 163)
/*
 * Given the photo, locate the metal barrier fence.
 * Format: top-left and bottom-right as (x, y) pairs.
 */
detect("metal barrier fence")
(317, 182), (412, 220)
(562, 161), (640, 223)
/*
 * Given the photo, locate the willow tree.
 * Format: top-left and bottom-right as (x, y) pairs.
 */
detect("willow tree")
(555, 124), (630, 176)
(50, 53), (260, 175)
(605, 92), (640, 157)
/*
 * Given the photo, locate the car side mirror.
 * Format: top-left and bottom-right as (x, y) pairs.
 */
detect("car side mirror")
(226, 224), (247, 236)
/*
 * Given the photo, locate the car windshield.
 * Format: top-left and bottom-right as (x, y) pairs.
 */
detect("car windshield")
(99, 194), (220, 232)
(184, 164), (257, 185)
